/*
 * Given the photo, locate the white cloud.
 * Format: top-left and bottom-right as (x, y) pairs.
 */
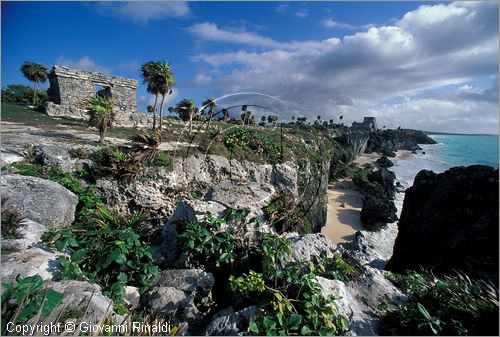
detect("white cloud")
(294, 10), (309, 18)
(194, 74), (213, 85)
(322, 18), (356, 30)
(94, 1), (190, 23)
(275, 4), (289, 13)
(56, 56), (111, 74)
(190, 1), (498, 133)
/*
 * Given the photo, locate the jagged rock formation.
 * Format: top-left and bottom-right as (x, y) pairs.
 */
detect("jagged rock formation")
(45, 65), (148, 127)
(376, 156), (393, 168)
(386, 165), (499, 283)
(365, 129), (436, 154)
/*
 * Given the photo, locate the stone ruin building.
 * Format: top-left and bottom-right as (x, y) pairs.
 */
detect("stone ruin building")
(352, 117), (378, 132)
(46, 65), (146, 127)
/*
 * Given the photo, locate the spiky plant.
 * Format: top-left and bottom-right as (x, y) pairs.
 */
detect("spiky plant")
(88, 95), (114, 144)
(131, 129), (162, 164)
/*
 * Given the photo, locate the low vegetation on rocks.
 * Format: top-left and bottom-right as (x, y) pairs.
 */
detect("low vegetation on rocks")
(381, 271), (499, 336)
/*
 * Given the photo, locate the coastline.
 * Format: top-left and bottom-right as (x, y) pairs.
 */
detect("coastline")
(323, 151), (413, 247)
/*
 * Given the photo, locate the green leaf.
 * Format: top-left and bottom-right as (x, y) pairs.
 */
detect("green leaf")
(301, 325), (313, 335)
(115, 253), (127, 265)
(287, 313), (302, 329)
(70, 248), (87, 263)
(117, 272), (128, 283)
(100, 247), (122, 269)
(248, 321), (260, 334)
(417, 303), (432, 320)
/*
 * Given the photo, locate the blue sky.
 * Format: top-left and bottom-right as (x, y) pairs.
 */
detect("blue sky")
(2, 1), (499, 133)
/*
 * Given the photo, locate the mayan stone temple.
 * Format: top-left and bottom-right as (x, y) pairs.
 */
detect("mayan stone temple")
(46, 65), (144, 126)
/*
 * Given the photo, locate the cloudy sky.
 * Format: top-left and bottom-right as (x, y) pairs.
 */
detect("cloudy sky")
(2, 1), (498, 133)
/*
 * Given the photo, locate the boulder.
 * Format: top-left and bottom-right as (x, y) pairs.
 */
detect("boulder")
(360, 196), (397, 231)
(286, 233), (336, 262)
(124, 286), (141, 310)
(34, 144), (86, 172)
(45, 280), (125, 325)
(368, 168), (396, 199)
(142, 286), (188, 317)
(1, 219), (46, 251)
(151, 269), (214, 296)
(1, 174), (78, 229)
(1, 246), (66, 282)
(204, 306), (258, 336)
(376, 156), (393, 168)
(386, 165), (499, 283)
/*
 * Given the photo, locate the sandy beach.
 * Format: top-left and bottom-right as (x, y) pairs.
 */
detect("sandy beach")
(323, 151), (413, 244)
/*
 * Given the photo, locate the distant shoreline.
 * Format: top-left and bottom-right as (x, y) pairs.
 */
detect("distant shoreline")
(424, 131), (499, 137)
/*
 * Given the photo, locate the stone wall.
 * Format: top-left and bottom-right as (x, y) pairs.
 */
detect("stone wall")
(46, 65), (145, 127)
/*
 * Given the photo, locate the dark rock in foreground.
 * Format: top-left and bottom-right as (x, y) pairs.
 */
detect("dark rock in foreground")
(360, 195), (398, 231)
(386, 165), (499, 283)
(368, 168), (396, 200)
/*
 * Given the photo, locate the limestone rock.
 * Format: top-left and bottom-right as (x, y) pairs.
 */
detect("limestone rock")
(1, 174), (78, 229)
(1, 246), (66, 282)
(376, 156), (393, 168)
(286, 233), (336, 262)
(207, 181), (276, 210)
(142, 286), (188, 317)
(1, 219), (46, 251)
(204, 306), (258, 336)
(360, 196), (397, 231)
(124, 286), (141, 310)
(151, 269), (214, 295)
(46, 280), (125, 324)
(34, 144), (89, 172)
(368, 168), (396, 199)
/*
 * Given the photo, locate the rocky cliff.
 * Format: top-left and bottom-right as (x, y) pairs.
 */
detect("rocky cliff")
(386, 165), (499, 283)
(365, 129), (437, 155)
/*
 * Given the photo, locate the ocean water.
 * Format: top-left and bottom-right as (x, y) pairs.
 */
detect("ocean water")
(393, 134), (499, 190)
(364, 134), (499, 263)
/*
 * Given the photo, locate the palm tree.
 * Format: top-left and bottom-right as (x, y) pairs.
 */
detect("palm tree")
(140, 61), (160, 130)
(317, 115), (321, 121)
(291, 116), (296, 124)
(221, 108), (229, 122)
(202, 98), (217, 131)
(20, 61), (48, 105)
(175, 98), (197, 136)
(88, 95), (114, 144)
(261, 116), (267, 123)
(267, 115), (278, 125)
(155, 61), (176, 132)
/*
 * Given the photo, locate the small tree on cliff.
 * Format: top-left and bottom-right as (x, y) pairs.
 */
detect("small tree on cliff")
(202, 98), (217, 131)
(88, 95), (114, 144)
(140, 61), (160, 130)
(176, 98), (197, 136)
(20, 61), (48, 106)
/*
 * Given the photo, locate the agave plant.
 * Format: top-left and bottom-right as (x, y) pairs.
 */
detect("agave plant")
(131, 129), (162, 164)
(88, 95), (114, 144)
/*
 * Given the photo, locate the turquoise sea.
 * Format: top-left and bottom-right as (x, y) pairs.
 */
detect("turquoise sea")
(392, 134), (499, 188)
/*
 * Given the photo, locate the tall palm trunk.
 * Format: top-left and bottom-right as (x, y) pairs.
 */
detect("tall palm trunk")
(189, 113), (193, 136)
(32, 82), (37, 105)
(152, 94), (158, 130)
(99, 125), (106, 144)
(206, 108), (213, 132)
(159, 94), (166, 137)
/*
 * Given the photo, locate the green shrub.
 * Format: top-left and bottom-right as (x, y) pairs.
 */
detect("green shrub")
(229, 234), (350, 336)
(381, 271), (499, 336)
(53, 206), (157, 300)
(177, 213), (238, 270)
(1, 275), (63, 334)
(263, 194), (308, 234)
(148, 152), (172, 167)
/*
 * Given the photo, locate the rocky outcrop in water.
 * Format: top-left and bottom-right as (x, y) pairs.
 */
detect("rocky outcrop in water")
(376, 156), (393, 168)
(360, 196), (398, 231)
(386, 165), (499, 283)
(365, 129), (436, 154)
